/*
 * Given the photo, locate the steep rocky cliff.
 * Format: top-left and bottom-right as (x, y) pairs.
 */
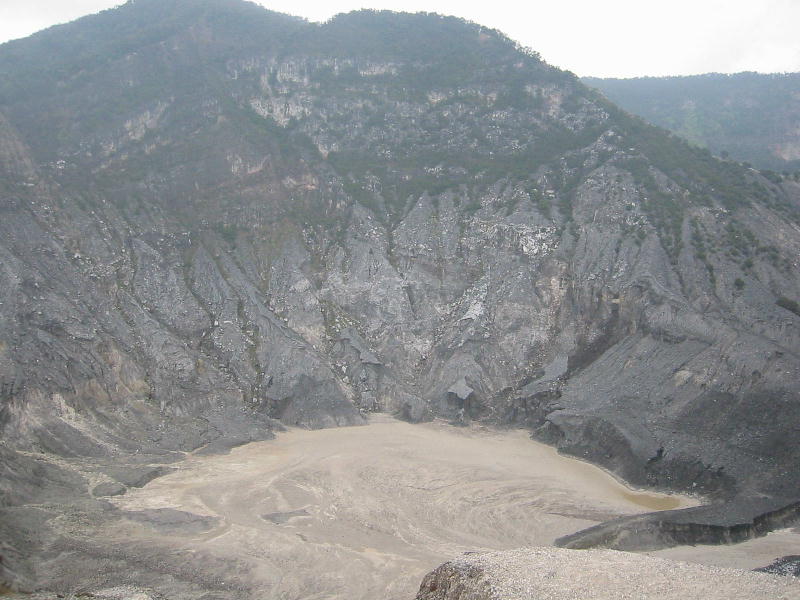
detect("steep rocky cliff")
(1, 0), (799, 590)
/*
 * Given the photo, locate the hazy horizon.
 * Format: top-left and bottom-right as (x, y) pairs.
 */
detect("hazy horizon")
(1, 0), (798, 78)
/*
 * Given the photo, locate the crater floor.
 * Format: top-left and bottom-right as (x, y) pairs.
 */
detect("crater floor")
(99, 415), (697, 599)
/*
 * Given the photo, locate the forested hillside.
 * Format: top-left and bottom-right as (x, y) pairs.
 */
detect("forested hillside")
(584, 72), (800, 172)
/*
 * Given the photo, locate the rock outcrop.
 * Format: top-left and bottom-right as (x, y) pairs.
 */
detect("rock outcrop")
(757, 555), (800, 578)
(557, 496), (800, 551)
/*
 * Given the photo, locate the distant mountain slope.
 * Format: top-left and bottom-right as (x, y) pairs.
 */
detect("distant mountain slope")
(583, 72), (800, 172)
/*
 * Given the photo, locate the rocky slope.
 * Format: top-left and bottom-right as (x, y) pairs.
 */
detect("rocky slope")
(1, 0), (800, 591)
(584, 72), (800, 172)
(557, 496), (800, 551)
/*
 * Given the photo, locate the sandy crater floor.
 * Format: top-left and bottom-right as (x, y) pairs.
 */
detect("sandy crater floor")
(100, 415), (708, 599)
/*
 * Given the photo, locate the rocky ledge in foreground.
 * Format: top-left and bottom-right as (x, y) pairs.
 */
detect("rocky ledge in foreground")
(415, 547), (800, 600)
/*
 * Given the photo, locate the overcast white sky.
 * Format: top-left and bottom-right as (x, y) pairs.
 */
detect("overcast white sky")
(1, 0), (798, 78)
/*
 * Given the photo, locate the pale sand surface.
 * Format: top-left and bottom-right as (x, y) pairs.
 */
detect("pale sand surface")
(110, 414), (697, 599)
(438, 547), (800, 600)
(647, 528), (800, 570)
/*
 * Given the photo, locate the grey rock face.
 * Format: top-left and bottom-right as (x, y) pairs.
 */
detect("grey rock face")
(416, 561), (495, 600)
(557, 496), (800, 551)
(92, 481), (127, 497)
(0, 0), (799, 590)
(756, 555), (800, 577)
(122, 508), (220, 534)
